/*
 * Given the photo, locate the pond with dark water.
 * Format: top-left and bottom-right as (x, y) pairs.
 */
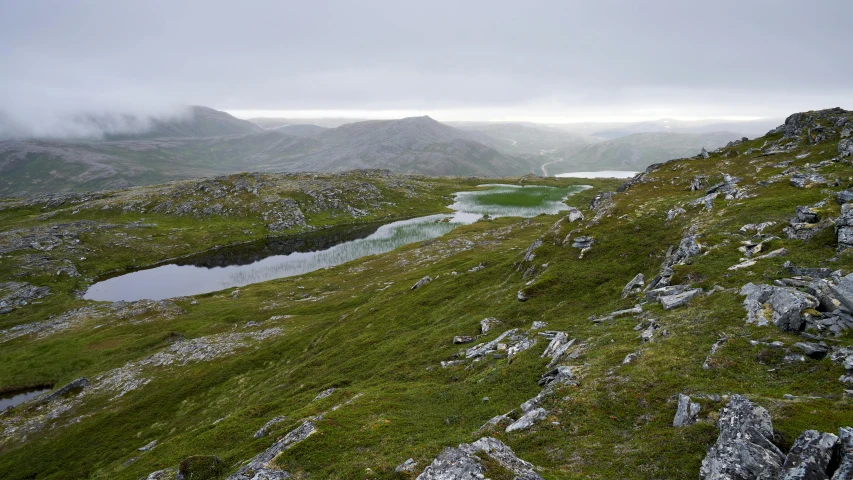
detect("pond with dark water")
(0, 387), (52, 410)
(84, 184), (589, 302)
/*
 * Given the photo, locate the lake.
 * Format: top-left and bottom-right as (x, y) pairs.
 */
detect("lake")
(83, 184), (589, 302)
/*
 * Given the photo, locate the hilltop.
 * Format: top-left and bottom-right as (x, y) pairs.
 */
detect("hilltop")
(0, 108), (852, 479)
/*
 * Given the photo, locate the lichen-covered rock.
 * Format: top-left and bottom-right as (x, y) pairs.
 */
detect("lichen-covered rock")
(659, 288), (703, 310)
(229, 421), (315, 480)
(621, 273), (645, 298)
(506, 407), (547, 432)
(833, 427), (853, 480)
(410, 276), (432, 290)
(416, 437), (543, 480)
(778, 430), (838, 480)
(699, 395), (785, 480)
(673, 393), (700, 427)
(740, 283), (818, 331)
(0, 281), (50, 314)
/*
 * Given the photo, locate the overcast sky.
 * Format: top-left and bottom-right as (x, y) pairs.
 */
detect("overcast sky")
(1, 0), (852, 130)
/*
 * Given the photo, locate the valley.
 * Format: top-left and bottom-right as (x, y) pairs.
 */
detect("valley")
(0, 108), (851, 479)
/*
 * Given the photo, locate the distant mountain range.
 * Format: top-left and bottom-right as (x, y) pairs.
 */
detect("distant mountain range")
(542, 131), (744, 174)
(0, 106), (759, 195)
(0, 109), (534, 195)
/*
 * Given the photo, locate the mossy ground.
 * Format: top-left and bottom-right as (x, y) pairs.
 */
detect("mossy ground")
(0, 130), (852, 479)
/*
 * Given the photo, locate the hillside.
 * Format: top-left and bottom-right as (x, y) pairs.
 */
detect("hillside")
(103, 106), (264, 140)
(0, 113), (533, 195)
(547, 131), (745, 173)
(0, 108), (852, 479)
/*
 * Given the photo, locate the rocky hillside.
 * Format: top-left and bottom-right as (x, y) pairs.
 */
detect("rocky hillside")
(104, 106), (264, 140)
(1, 108), (853, 479)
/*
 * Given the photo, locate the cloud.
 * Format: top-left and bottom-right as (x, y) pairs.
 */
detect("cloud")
(0, 0), (851, 137)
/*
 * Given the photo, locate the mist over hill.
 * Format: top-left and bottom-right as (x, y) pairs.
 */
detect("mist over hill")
(0, 110), (534, 195)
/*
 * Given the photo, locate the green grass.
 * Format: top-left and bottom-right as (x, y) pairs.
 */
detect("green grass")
(1, 117), (853, 479)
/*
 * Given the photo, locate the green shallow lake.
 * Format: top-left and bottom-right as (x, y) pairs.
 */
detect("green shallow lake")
(84, 184), (589, 302)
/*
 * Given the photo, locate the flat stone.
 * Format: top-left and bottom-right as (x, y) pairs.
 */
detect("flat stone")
(660, 288), (703, 310)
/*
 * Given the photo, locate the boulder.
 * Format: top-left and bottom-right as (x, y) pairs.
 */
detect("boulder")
(453, 336), (475, 344)
(791, 173), (827, 188)
(837, 190), (853, 205)
(699, 395), (785, 480)
(646, 284), (688, 301)
(832, 274), (853, 312)
(571, 236), (594, 249)
(416, 437), (543, 480)
(506, 407), (547, 432)
(660, 288), (703, 310)
(480, 317), (500, 334)
(228, 421), (315, 480)
(565, 207), (584, 223)
(797, 206), (820, 223)
(538, 366), (575, 388)
(833, 427), (853, 480)
(410, 276), (432, 290)
(673, 394), (700, 427)
(667, 207), (686, 221)
(778, 430), (839, 480)
(395, 458), (418, 474)
(769, 287), (819, 332)
(793, 342), (830, 360)
(621, 273), (645, 299)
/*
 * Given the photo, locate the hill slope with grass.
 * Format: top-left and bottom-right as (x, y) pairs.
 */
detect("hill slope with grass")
(1, 108), (853, 479)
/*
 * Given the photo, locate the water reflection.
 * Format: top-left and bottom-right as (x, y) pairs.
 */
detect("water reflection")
(84, 184), (588, 302)
(0, 387), (51, 410)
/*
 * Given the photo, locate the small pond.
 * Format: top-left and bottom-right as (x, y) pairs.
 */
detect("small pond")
(83, 184), (589, 302)
(0, 387), (52, 410)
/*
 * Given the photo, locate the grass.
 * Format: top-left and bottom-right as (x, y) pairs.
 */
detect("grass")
(1, 116), (853, 479)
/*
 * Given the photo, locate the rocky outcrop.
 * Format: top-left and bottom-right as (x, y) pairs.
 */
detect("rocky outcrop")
(660, 288), (703, 310)
(621, 273), (645, 298)
(416, 437), (543, 480)
(506, 407), (547, 432)
(836, 204), (853, 252)
(0, 282), (50, 314)
(229, 421), (315, 480)
(834, 427), (853, 480)
(778, 430), (838, 480)
(411, 276), (432, 290)
(673, 394), (700, 427)
(699, 395), (785, 480)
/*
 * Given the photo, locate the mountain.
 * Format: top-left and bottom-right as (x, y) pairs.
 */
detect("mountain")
(104, 106), (263, 140)
(0, 112), (533, 195)
(546, 131), (744, 173)
(269, 124), (328, 137)
(450, 122), (603, 155)
(2, 108), (852, 479)
(249, 117), (369, 129)
(559, 118), (781, 139)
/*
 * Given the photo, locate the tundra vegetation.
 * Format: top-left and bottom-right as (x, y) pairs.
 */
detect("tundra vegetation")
(1, 108), (853, 479)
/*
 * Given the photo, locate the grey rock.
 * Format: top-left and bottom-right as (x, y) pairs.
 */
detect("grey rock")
(666, 206), (686, 221)
(833, 427), (853, 480)
(699, 395), (785, 480)
(395, 458), (418, 474)
(832, 274), (853, 312)
(565, 207), (584, 223)
(453, 335), (475, 344)
(779, 429), (839, 480)
(571, 236), (594, 249)
(253, 416), (287, 439)
(313, 387), (336, 401)
(646, 284), (688, 301)
(791, 173), (827, 188)
(621, 273), (645, 299)
(837, 191), (853, 205)
(417, 437), (542, 480)
(478, 414), (511, 433)
(37, 377), (89, 405)
(228, 421), (315, 480)
(659, 288), (703, 310)
(622, 352), (639, 364)
(517, 290), (528, 302)
(793, 342), (830, 360)
(138, 440), (157, 452)
(506, 407), (547, 432)
(797, 206), (820, 223)
(530, 320), (548, 330)
(411, 276), (432, 290)
(465, 329), (517, 359)
(673, 393), (701, 427)
(538, 366), (575, 388)
(0, 281), (51, 314)
(480, 317), (499, 334)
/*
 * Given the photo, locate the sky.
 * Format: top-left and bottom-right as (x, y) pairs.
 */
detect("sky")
(1, 0), (852, 136)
